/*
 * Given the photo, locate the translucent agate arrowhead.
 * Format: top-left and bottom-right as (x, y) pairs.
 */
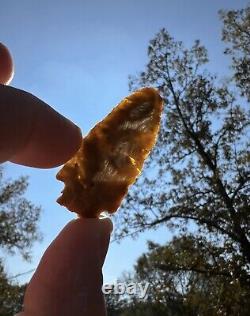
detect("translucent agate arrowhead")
(56, 87), (163, 217)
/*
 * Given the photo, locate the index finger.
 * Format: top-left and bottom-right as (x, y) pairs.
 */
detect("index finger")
(0, 84), (82, 168)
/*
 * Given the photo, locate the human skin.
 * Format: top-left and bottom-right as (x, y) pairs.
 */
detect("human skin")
(0, 42), (82, 168)
(17, 218), (112, 316)
(0, 43), (112, 316)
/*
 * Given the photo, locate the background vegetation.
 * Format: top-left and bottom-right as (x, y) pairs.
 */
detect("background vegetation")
(108, 5), (250, 315)
(0, 4), (249, 316)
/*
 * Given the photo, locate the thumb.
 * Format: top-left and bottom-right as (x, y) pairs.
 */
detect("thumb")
(18, 217), (112, 316)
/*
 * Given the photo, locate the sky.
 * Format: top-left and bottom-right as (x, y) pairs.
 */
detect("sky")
(0, 0), (248, 285)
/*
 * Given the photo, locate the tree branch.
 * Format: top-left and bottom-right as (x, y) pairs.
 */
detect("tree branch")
(146, 211), (239, 241)
(231, 175), (250, 202)
(164, 55), (250, 263)
(156, 263), (232, 278)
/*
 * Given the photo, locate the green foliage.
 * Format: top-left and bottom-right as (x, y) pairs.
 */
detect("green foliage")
(220, 6), (250, 100)
(118, 301), (171, 316)
(0, 166), (42, 260)
(0, 260), (26, 316)
(107, 236), (250, 315)
(135, 237), (250, 316)
(0, 166), (41, 315)
(105, 284), (173, 316)
(105, 288), (127, 316)
(113, 5), (250, 315)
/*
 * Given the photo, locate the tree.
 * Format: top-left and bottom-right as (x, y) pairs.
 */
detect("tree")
(105, 276), (172, 316)
(106, 237), (250, 315)
(219, 6), (250, 101)
(0, 260), (26, 316)
(0, 165), (41, 315)
(134, 238), (250, 315)
(114, 5), (250, 313)
(0, 166), (41, 260)
(105, 285), (127, 316)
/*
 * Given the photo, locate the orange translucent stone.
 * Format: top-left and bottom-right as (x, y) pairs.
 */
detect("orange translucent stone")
(56, 87), (163, 217)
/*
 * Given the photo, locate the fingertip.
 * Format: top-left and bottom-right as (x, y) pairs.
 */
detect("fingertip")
(9, 96), (83, 168)
(71, 216), (113, 238)
(44, 120), (83, 168)
(60, 217), (112, 267)
(0, 42), (14, 85)
(99, 216), (113, 234)
(0, 85), (82, 168)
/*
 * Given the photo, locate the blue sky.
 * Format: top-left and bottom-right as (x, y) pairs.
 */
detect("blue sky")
(1, 0), (248, 284)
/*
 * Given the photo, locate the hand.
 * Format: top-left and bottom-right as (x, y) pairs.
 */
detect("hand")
(0, 43), (112, 315)
(0, 42), (82, 168)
